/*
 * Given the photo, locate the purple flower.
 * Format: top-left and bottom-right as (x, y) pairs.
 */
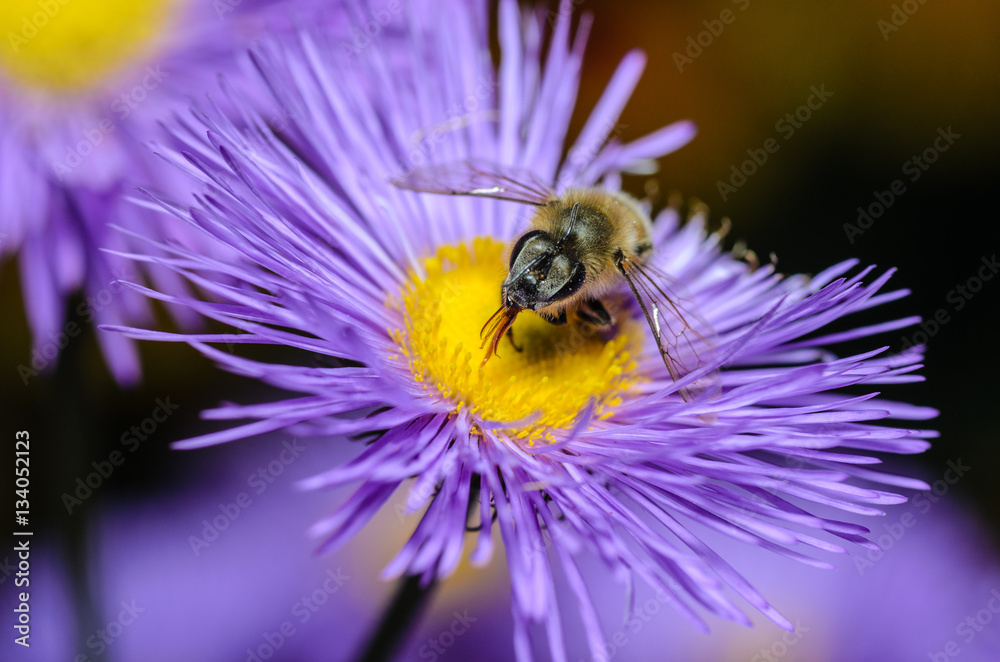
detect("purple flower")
(561, 501), (1000, 662)
(109, 0), (936, 659)
(399, 500), (1000, 662)
(0, 432), (384, 662)
(0, 0), (338, 385)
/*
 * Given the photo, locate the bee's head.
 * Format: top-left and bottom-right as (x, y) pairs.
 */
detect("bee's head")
(504, 230), (586, 310)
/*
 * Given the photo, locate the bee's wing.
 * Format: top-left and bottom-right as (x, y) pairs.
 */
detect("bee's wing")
(616, 254), (722, 405)
(390, 159), (556, 206)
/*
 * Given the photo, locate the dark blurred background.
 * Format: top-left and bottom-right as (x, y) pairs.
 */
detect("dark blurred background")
(2, 0), (999, 659)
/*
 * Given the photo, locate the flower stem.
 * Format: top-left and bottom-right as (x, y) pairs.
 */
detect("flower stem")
(357, 574), (438, 662)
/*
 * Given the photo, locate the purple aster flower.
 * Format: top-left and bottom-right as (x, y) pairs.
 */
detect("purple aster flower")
(560, 501), (1000, 662)
(392, 500), (1000, 662)
(108, 0), (936, 659)
(0, 0), (340, 385)
(1, 432), (384, 662)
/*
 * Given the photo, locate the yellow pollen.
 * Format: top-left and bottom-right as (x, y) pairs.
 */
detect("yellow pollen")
(0, 0), (181, 92)
(392, 238), (640, 444)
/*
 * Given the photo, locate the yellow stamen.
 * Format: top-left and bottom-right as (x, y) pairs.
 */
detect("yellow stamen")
(392, 238), (640, 444)
(0, 0), (181, 92)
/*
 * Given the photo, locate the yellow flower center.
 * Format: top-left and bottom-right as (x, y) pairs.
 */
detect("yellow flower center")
(393, 238), (640, 444)
(0, 0), (180, 92)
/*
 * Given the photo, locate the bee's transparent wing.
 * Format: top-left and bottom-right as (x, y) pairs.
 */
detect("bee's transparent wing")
(616, 254), (722, 404)
(390, 158), (557, 206)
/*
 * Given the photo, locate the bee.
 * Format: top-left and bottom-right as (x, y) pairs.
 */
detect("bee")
(391, 159), (719, 403)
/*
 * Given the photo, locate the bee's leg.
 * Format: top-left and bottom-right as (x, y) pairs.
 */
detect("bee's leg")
(539, 309), (568, 325)
(577, 298), (612, 326)
(505, 327), (524, 353)
(635, 241), (653, 258)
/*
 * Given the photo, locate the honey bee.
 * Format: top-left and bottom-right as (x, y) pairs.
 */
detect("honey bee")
(391, 159), (719, 403)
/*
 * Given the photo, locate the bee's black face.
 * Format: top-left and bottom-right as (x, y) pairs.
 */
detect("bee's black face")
(505, 230), (586, 310)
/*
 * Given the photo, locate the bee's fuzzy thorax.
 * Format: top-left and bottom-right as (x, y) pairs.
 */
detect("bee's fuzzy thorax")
(522, 187), (652, 316)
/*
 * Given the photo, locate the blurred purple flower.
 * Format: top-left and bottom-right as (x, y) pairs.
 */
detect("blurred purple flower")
(5, 462), (994, 662)
(1, 433), (382, 662)
(404, 500), (1000, 662)
(109, 0), (936, 659)
(0, 0), (341, 384)
(565, 501), (1000, 662)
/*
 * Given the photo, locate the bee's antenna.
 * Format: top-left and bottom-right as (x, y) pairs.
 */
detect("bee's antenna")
(556, 202), (581, 249)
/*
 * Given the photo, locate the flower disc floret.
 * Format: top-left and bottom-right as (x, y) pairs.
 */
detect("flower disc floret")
(0, 0), (178, 92)
(394, 238), (640, 443)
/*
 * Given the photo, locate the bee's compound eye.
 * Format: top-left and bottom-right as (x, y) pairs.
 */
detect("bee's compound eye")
(509, 230), (549, 269)
(548, 260), (586, 302)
